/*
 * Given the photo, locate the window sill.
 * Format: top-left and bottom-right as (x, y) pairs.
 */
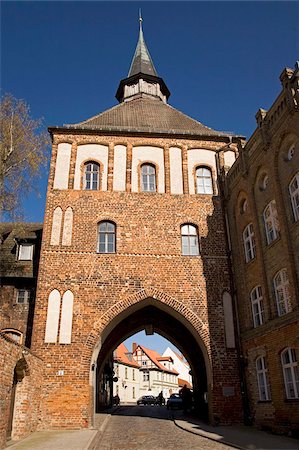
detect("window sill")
(265, 236), (281, 249)
(257, 400), (272, 404)
(284, 398), (299, 403)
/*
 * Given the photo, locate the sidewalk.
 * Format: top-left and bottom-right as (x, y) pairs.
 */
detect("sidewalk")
(173, 415), (299, 450)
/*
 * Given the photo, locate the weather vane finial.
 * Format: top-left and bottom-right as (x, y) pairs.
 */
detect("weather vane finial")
(139, 9), (143, 29)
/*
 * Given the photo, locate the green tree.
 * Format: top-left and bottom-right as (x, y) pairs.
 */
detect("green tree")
(0, 93), (50, 219)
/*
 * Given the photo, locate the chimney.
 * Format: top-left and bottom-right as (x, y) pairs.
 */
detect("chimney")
(132, 342), (137, 353)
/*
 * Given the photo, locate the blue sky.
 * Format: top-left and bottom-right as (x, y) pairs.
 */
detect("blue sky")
(2, 2), (298, 223)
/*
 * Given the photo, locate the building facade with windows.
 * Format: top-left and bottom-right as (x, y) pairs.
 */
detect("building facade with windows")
(27, 18), (243, 433)
(113, 343), (140, 404)
(225, 63), (299, 433)
(0, 223), (43, 347)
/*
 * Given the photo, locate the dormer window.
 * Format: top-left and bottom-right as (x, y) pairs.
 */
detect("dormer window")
(18, 244), (33, 261)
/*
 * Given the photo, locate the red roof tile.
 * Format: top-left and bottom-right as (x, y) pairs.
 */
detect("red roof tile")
(135, 345), (178, 375)
(114, 343), (140, 368)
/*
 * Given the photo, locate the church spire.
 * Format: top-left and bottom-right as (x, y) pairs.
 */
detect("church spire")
(115, 13), (170, 103)
(128, 11), (158, 78)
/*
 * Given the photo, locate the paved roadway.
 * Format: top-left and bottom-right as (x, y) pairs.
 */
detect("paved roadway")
(97, 405), (233, 450)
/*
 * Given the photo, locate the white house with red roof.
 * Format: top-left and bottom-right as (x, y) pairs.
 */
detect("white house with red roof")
(132, 343), (179, 398)
(113, 343), (141, 404)
(162, 347), (193, 389)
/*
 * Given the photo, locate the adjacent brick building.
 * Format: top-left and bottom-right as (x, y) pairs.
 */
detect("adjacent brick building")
(225, 63), (299, 435)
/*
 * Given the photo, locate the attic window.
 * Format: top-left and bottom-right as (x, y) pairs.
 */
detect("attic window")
(18, 244), (33, 261)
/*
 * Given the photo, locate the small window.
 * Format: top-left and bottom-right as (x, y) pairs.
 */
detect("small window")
(256, 356), (271, 401)
(243, 223), (256, 262)
(274, 269), (291, 316)
(18, 244), (33, 261)
(98, 221), (116, 253)
(133, 387), (135, 399)
(250, 286), (264, 327)
(287, 144), (295, 161)
(240, 199), (248, 214)
(17, 289), (31, 304)
(1, 329), (23, 344)
(260, 175), (269, 191)
(289, 173), (299, 222)
(125, 367), (128, 379)
(196, 167), (213, 194)
(132, 369), (135, 381)
(281, 348), (299, 399)
(263, 200), (280, 245)
(141, 164), (156, 192)
(143, 371), (149, 381)
(181, 224), (200, 256)
(84, 162), (100, 190)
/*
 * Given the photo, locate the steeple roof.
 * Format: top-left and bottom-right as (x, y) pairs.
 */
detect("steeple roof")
(128, 15), (158, 78)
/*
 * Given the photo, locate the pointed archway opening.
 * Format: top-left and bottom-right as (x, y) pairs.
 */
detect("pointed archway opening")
(94, 298), (210, 421)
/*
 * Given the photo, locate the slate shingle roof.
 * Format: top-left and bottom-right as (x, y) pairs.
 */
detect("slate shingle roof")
(65, 96), (231, 137)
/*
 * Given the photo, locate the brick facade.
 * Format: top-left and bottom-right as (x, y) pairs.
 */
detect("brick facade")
(225, 64), (299, 435)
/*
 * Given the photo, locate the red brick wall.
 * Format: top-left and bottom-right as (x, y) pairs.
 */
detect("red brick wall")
(31, 134), (243, 428)
(0, 333), (43, 450)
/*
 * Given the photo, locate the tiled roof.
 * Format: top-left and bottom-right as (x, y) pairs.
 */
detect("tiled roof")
(178, 378), (192, 389)
(114, 343), (140, 368)
(64, 96), (232, 138)
(137, 345), (178, 375)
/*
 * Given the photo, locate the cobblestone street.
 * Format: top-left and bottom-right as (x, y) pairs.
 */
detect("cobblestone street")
(96, 406), (233, 450)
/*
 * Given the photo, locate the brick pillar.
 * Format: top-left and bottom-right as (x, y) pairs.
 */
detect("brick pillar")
(126, 143), (132, 192)
(107, 142), (114, 191)
(164, 145), (170, 194)
(68, 141), (77, 190)
(182, 145), (189, 194)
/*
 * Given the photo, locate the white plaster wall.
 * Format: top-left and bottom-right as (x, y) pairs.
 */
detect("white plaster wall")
(45, 290), (61, 343)
(113, 364), (140, 403)
(224, 150), (236, 168)
(74, 144), (109, 190)
(113, 145), (127, 192)
(59, 290), (74, 344)
(187, 149), (217, 195)
(223, 292), (236, 348)
(162, 347), (192, 385)
(169, 147), (183, 194)
(53, 143), (72, 190)
(50, 207), (62, 246)
(62, 207), (73, 246)
(131, 146), (165, 193)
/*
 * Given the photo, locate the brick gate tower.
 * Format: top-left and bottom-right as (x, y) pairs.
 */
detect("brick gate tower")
(32, 18), (244, 428)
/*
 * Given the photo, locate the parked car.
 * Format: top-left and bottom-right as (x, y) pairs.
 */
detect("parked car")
(166, 393), (183, 410)
(137, 395), (157, 405)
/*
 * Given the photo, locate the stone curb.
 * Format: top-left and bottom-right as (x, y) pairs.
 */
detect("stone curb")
(173, 419), (245, 450)
(87, 407), (120, 449)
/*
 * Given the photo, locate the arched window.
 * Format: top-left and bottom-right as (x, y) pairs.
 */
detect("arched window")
(289, 173), (299, 221)
(256, 356), (271, 401)
(98, 221), (116, 253)
(263, 200), (280, 245)
(1, 328), (23, 344)
(243, 223), (256, 262)
(196, 167), (213, 194)
(250, 286), (264, 327)
(274, 269), (291, 316)
(181, 224), (199, 256)
(141, 164), (156, 192)
(281, 348), (299, 399)
(84, 162), (100, 190)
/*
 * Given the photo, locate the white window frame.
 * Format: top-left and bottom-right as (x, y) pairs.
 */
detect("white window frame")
(263, 200), (279, 245)
(84, 162), (100, 190)
(16, 289), (31, 304)
(141, 164), (156, 192)
(18, 244), (33, 261)
(274, 269), (291, 316)
(281, 348), (299, 399)
(98, 221), (116, 254)
(196, 167), (213, 194)
(181, 224), (200, 256)
(289, 173), (299, 222)
(243, 223), (256, 262)
(250, 286), (264, 327)
(256, 356), (271, 401)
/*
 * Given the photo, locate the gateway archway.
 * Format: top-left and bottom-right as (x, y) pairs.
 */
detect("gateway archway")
(92, 297), (211, 421)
